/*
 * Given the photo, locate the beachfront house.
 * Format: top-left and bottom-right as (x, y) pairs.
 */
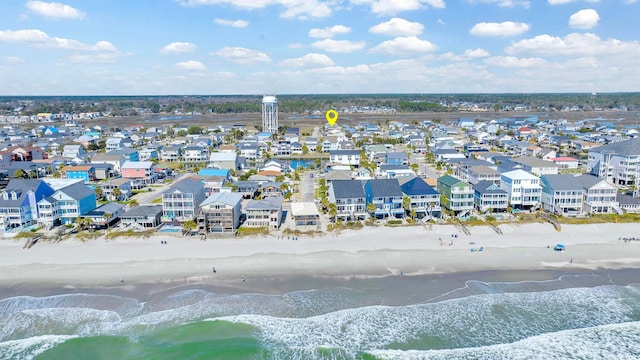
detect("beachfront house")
(437, 175), (474, 217)
(162, 178), (207, 223)
(197, 192), (243, 236)
(364, 179), (404, 219)
(473, 180), (509, 213)
(574, 174), (620, 214)
(540, 174), (585, 216)
(588, 137), (640, 186)
(290, 202), (320, 228)
(84, 202), (125, 229)
(500, 169), (542, 210)
(120, 205), (163, 230)
(399, 177), (441, 219)
(0, 179), (55, 232)
(243, 196), (283, 229)
(38, 182), (97, 225)
(329, 180), (368, 221)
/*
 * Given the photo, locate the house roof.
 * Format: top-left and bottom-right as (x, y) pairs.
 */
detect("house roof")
(121, 204), (163, 218)
(291, 202), (320, 217)
(329, 150), (360, 155)
(400, 177), (439, 196)
(591, 138), (640, 156)
(58, 182), (96, 200)
(200, 191), (242, 207)
(85, 202), (125, 217)
(65, 165), (94, 172)
(574, 174), (605, 189)
(330, 180), (365, 199)
(473, 180), (506, 194)
(368, 178), (403, 197)
(0, 179), (53, 207)
(512, 156), (559, 168)
(541, 174), (583, 191)
(502, 169), (539, 180)
(245, 196), (283, 210)
(167, 178), (203, 194)
(122, 161), (154, 169)
(438, 175), (465, 187)
(616, 193), (640, 205)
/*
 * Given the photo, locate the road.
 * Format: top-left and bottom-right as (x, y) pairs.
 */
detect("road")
(133, 172), (193, 205)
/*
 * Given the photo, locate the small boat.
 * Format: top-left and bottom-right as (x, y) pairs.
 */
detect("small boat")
(554, 244), (565, 251)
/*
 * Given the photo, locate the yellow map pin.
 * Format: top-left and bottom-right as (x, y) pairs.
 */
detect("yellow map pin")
(325, 109), (338, 126)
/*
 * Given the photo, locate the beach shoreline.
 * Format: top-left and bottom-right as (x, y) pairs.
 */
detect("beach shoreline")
(1, 223), (638, 295)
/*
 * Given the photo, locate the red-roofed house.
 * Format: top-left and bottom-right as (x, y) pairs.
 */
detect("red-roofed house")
(551, 157), (580, 169)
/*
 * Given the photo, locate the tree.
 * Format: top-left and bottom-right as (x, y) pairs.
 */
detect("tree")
(13, 169), (26, 178)
(112, 187), (122, 201)
(302, 144), (309, 155)
(128, 199), (138, 208)
(402, 195), (411, 218)
(367, 203), (376, 215)
(103, 213), (112, 231)
(95, 187), (103, 200)
(182, 220), (197, 236)
(328, 203), (337, 223)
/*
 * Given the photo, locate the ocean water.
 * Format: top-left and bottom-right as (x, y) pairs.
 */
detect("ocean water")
(1, 271), (639, 360)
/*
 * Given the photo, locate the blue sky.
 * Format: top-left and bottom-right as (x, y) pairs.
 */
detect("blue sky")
(0, 0), (638, 95)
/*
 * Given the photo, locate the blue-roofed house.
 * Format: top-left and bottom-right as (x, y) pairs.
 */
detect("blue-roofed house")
(38, 181), (97, 225)
(472, 180), (509, 213)
(386, 152), (409, 166)
(198, 168), (230, 178)
(400, 177), (441, 219)
(63, 165), (96, 183)
(364, 179), (404, 219)
(0, 179), (55, 232)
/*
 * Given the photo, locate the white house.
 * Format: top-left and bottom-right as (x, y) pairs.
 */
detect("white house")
(329, 150), (360, 167)
(500, 169), (542, 209)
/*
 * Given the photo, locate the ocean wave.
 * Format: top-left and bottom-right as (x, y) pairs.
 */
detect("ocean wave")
(367, 321), (640, 359)
(0, 335), (77, 360)
(214, 285), (640, 356)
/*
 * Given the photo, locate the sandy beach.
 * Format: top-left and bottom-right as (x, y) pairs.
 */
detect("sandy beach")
(0, 222), (638, 292)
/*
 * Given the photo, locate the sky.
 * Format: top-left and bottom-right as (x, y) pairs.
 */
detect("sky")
(0, 0), (639, 95)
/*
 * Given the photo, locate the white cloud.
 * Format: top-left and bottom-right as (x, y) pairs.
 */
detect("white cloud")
(0, 29), (118, 52)
(350, 0), (445, 15)
(369, 36), (437, 55)
(624, 0), (638, 4)
(506, 33), (640, 57)
(177, 0), (331, 19)
(464, 48), (490, 57)
(175, 60), (207, 71)
(310, 39), (366, 53)
(160, 42), (197, 54)
(308, 25), (351, 39)
(211, 46), (271, 64)
(369, 18), (424, 37)
(26, 1), (84, 19)
(280, 53), (334, 67)
(470, 21), (530, 37)
(569, 9), (599, 29)
(467, 0), (530, 8)
(4, 56), (25, 64)
(213, 18), (249, 28)
(66, 53), (124, 64)
(484, 56), (547, 67)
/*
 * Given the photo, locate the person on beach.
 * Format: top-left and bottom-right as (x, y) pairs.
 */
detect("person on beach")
(212, 267), (216, 274)
(242, 275), (245, 283)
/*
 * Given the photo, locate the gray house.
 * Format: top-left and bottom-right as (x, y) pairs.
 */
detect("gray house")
(329, 180), (367, 221)
(120, 205), (163, 229)
(197, 192), (243, 236)
(473, 180), (509, 213)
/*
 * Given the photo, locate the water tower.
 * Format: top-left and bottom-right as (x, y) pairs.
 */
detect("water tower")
(262, 95), (278, 133)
